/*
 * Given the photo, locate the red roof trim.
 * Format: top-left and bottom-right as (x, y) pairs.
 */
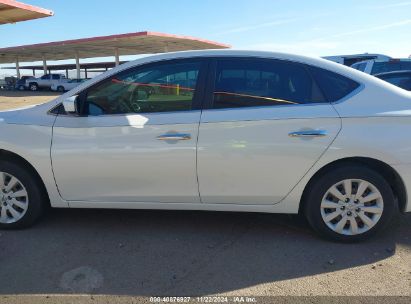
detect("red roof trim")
(0, 0), (53, 16)
(0, 31), (230, 51)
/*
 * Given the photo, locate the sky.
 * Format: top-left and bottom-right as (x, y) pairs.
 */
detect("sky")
(1, 0), (411, 77)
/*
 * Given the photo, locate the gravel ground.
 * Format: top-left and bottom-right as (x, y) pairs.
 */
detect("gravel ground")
(0, 209), (410, 302)
(0, 91), (410, 303)
(0, 90), (59, 110)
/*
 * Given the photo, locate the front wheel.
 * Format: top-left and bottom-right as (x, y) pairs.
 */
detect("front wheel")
(304, 165), (396, 242)
(0, 161), (47, 229)
(29, 83), (38, 91)
(57, 86), (65, 92)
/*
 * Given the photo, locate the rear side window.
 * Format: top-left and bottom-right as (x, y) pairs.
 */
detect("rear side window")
(212, 59), (326, 109)
(379, 74), (411, 91)
(371, 61), (411, 75)
(308, 66), (360, 102)
(401, 62), (411, 70)
(372, 62), (401, 74)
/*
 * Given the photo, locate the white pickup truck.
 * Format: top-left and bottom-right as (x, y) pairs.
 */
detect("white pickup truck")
(26, 74), (67, 91)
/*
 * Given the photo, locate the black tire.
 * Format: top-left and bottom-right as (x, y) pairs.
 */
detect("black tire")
(29, 83), (38, 91)
(57, 86), (65, 92)
(0, 160), (47, 229)
(18, 85), (25, 91)
(304, 164), (396, 242)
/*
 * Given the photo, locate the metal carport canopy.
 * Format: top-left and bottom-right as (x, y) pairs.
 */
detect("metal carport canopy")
(0, 0), (53, 25)
(0, 31), (231, 63)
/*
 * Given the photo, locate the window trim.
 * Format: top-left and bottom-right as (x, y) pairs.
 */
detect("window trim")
(204, 57), (329, 111)
(74, 58), (209, 117)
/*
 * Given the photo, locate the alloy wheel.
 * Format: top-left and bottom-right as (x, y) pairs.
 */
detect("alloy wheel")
(320, 179), (384, 236)
(0, 171), (29, 224)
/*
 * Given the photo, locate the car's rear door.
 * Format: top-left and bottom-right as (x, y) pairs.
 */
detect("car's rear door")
(197, 57), (345, 205)
(51, 58), (207, 203)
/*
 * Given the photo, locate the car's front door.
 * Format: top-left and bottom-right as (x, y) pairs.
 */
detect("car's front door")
(51, 59), (207, 203)
(197, 57), (348, 205)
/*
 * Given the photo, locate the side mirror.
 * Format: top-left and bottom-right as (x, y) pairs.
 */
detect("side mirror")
(62, 95), (79, 115)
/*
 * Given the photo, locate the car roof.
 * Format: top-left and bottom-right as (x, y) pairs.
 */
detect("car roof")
(323, 53), (391, 59)
(42, 49), (408, 106)
(121, 49), (386, 85)
(19, 49), (410, 122)
(375, 70), (411, 77)
(361, 58), (411, 63)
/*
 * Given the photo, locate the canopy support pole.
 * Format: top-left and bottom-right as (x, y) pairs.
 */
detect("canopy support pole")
(15, 57), (20, 79)
(42, 56), (47, 75)
(75, 51), (80, 79)
(114, 48), (120, 66)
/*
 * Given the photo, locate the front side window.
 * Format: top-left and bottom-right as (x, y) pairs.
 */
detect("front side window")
(85, 60), (202, 115)
(52, 75), (60, 80)
(41, 75), (50, 80)
(212, 59), (326, 109)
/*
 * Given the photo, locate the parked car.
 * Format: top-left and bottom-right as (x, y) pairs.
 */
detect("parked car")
(375, 70), (411, 91)
(323, 53), (391, 66)
(26, 74), (67, 91)
(14, 76), (35, 91)
(0, 78), (7, 90)
(1, 50), (411, 242)
(2, 76), (17, 90)
(351, 58), (411, 75)
(51, 78), (89, 92)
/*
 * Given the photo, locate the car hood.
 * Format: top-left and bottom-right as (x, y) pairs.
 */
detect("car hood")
(0, 102), (56, 126)
(0, 105), (37, 121)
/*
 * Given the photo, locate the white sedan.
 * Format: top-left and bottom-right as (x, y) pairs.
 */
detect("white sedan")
(1, 50), (410, 242)
(51, 78), (89, 92)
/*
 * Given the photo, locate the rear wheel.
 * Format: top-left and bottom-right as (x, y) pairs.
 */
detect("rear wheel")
(18, 85), (25, 91)
(0, 161), (47, 229)
(304, 165), (396, 242)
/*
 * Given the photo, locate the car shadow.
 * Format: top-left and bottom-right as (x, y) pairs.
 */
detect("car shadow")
(0, 208), (410, 295)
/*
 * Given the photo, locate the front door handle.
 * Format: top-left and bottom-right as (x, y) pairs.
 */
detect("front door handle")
(288, 130), (327, 137)
(157, 133), (191, 141)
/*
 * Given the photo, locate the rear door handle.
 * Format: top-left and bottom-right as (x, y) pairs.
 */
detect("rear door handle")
(288, 130), (327, 137)
(157, 133), (191, 141)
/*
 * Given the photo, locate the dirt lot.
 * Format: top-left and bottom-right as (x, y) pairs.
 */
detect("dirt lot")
(0, 210), (410, 303)
(0, 91), (410, 303)
(0, 90), (60, 110)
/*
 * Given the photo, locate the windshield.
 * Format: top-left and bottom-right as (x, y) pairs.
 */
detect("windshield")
(351, 62), (368, 72)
